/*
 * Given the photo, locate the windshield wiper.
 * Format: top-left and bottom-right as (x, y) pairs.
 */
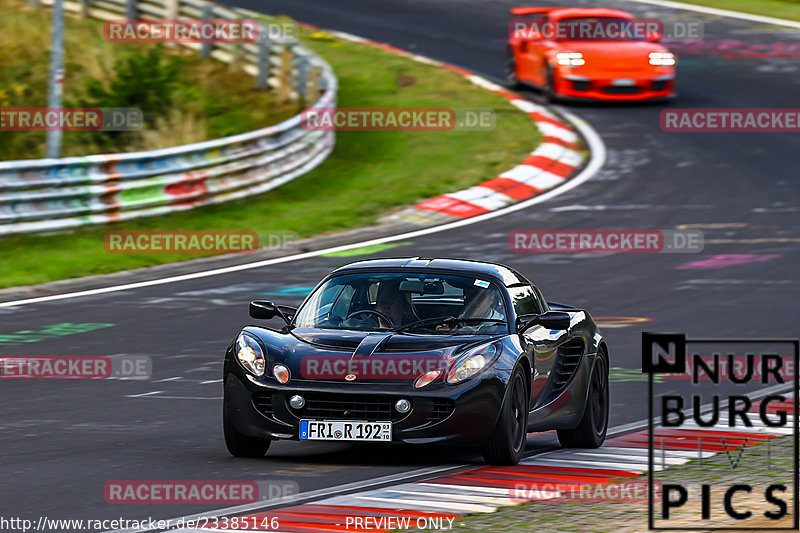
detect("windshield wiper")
(393, 316), (507, 333)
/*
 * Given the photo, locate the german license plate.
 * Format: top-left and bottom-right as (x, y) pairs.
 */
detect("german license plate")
(612, 79), (636, 86)
(299, 420), (391, 441)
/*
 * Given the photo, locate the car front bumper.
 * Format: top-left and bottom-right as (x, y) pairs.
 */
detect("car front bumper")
(223, 362), (511, 446)
(555, 72), (675, 101)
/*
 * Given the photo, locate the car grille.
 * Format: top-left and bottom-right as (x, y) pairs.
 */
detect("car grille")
(428, 399), (455, 423)
(572, 80), (591, 92)
(604, 86), (642, 95)
(253, 392), (274, 416)
(551, 340), (585, 395)
(296, 393), (410, 421)
(651, 80), (668, 91)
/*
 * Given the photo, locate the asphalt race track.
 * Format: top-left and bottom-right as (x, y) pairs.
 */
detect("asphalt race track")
(1, 0), (799, 526)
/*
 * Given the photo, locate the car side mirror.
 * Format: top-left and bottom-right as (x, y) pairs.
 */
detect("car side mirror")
(517, 311), (571, 334)
(250, 300), (277, 320)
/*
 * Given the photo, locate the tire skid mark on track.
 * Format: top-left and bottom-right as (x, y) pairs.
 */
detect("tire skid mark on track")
(169, 396), (792, 532)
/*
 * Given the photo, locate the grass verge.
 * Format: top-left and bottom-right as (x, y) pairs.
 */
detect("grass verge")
(0, 12), (540, 289)
(0, 0), (297, 158)
(652, 0), (800, 22)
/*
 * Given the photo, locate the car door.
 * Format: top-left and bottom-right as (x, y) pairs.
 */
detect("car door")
(510, 284), (557, 407)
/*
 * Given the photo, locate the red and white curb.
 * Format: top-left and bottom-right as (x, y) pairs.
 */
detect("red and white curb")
(291, 23), (588, 224)
(169, 396), (793, 532)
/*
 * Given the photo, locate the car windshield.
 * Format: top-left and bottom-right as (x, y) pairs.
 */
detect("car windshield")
(293, 272), (508, 335)
(556, 17), (645, 42)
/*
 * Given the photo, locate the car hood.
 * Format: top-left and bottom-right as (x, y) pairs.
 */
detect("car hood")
(555, 41), (668, 71)
(242, 326), (498, 384)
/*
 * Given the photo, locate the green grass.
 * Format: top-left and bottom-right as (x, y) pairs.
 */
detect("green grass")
(664, 0), (800, 22)
(0, 0), (298, 158)
(0, 21), (540, 288)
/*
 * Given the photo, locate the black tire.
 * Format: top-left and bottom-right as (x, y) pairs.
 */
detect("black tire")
(482, 365), (529, 465)
(543, 65), (556, 103)
(223, 400), (271, 458)
(505, 47), (521, 89)
(557, 353), (609, 448)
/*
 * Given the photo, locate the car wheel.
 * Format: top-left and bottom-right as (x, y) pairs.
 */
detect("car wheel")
(223, 399), (271, 458)
(543, 65), (556, 103)
(482, 365), (529, 465)
(505, 47), (520, 89)
(557, 352), (609, 448)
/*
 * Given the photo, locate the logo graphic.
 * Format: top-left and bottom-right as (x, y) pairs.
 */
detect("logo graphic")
(642, 333), (799, 530)
(642, 332), (686, 374)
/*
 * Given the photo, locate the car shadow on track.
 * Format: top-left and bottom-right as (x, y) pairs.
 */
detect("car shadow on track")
(251, 430), (562, 466)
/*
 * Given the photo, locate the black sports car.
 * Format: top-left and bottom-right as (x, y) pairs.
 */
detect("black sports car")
(223, 258), (609, 465)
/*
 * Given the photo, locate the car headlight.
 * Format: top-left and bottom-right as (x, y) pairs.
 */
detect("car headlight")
(556, 52), (585, 67)
(649, 52), (676, 66)
(446, 342), (500, 384)
(235, 333), (266, 377)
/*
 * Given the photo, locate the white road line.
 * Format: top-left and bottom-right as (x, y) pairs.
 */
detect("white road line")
(668, 422), (792, 436)
(417, 483), (515, 496)
(124, 391), (163, 398)
(545, 451), (689, 465)
(523, 458), (649, 472)
(346, 494), (497, 513)
(379, 487), (515, 506)
(132, 396), (223, 400)
(591, 446), (706, 458)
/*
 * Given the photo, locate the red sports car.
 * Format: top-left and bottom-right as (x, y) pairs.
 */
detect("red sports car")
(506, 7), (676, 101)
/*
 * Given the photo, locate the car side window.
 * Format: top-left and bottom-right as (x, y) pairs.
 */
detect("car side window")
(509, 285), (542, 316)
(330, 285), (355, 320)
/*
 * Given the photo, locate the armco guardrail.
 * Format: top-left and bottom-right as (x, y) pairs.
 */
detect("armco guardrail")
(0, 0), (337, 237)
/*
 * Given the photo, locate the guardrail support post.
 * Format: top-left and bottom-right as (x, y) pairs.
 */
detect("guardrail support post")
(200, 4), (213, 58)
(256, 34), (270, 90)
(230, 41), (243, 72)
(295, 52), (309, 103)
(307, 64), (320, 101)
(78, 0), (89, 18)
(125, 0), (136, 20)
(278, 44), (292, 103)
(165, 0), (178, 19)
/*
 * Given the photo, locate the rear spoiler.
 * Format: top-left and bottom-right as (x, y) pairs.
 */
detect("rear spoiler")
(510, 7), (556, 16)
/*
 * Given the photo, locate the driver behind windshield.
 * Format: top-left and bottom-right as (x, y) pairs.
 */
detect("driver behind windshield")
(374, 279), (418, 327)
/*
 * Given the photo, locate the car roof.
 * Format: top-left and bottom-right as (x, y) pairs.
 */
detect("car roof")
(331, 258), (531, 287)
